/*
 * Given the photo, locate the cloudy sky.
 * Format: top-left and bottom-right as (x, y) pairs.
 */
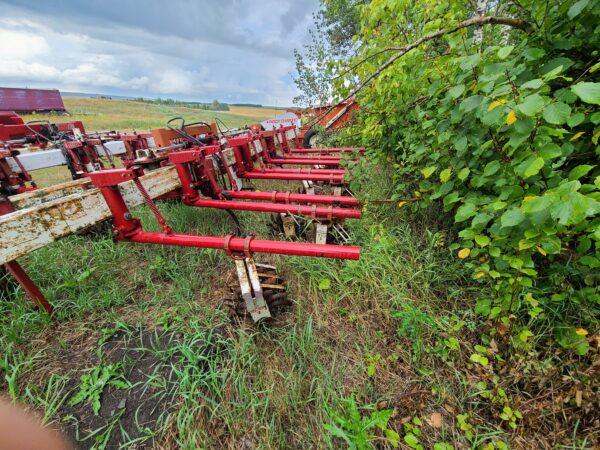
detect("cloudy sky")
(0, 0), (319, 105)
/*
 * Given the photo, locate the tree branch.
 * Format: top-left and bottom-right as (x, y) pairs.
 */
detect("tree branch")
(309, 15), (533, 128)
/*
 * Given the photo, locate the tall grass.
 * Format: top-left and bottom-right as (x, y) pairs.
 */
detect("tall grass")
(0, 167), (508, 448)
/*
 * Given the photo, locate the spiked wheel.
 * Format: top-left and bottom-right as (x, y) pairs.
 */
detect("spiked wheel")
(223, 286), (247, 318)
(223, 263), (291, 320)
(256, 263), (291, 313)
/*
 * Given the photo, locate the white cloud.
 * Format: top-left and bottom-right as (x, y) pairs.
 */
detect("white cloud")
(0, 0), (319, 104)
(0, 28), (49, 60)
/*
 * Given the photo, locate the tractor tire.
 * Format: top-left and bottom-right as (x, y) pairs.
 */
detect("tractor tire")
(302, 128), (320, 148)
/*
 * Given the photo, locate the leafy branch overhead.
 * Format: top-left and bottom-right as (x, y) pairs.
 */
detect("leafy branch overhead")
(313, 14), (534, 124)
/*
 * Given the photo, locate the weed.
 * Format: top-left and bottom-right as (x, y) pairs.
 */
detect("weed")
(323, 394), (399, 449)
(69, 363), (130, 415)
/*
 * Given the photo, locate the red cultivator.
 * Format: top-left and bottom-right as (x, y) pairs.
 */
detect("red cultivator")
(86, 166), (360, 320)
(1, 113), (366, 321)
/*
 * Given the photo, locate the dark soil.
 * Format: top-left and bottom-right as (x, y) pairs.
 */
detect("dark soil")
(58, 328), (181, 449)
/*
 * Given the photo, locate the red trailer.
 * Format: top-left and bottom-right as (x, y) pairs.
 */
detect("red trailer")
(290, 99), (360, 148)
(0, 87), (66, 114)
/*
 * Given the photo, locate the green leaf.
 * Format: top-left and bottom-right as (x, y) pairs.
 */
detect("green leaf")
(567, 112), (585, 127)
(571, 82), (600, 105)
(475, 299), (491, 315)
(421, 166), (437, 179)
(516, 156), (545, 178)
(455, 136), (468, 153)
(521, 79), (544, 90)
(385, 428), (400, 447)
(543, 102), (571, 124)
(550, 192), (600, 225)
(458, 168), (470, 181)
(318, 278), (331, 290)
(474, 235), (491, 247)
(524, 47), (545, 60)
(568, 165), (595, 180)
(472, 212), (492, 229)
(554, 326), (589, 355)
(568, 0), (590, 18)
(500, 208), (525, 227)
(539, 143), (562, 159)
(440, 168), (452, 182)
(404, 433), (421, 449)
(497, 46), (514, 60)
(455, 202), (477, 222)
(541, 57), (574, 77)
(434, 443), (454, 450)
(518, 94), (546, 116)
(448, 84), (465, 99)
(483, 160), (501, 176)
(459, 95), (483, 113)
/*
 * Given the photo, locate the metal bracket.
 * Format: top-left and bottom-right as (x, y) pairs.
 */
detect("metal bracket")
(303, 180), (315, 195)
(315, 222), (329, 244)
(234, 257), (272, 321)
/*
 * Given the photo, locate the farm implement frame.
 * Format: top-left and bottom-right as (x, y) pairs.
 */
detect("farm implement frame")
(0, 113), (365, 321)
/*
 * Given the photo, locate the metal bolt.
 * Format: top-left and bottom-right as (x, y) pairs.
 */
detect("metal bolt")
(124, 212), (132, 220)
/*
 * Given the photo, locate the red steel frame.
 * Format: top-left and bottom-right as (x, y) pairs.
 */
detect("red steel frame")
(0, 112), (85, 149)
(168, 149), (361, 220)
(266, 125), (365, 157)
(0, 118), (365, 316)
(86, 167), (360, 260)
(225, 136), (348, 184)
(256, 129), (353, 166)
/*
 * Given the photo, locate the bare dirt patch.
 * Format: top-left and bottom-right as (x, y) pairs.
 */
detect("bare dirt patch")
(55, 328), (181, 449)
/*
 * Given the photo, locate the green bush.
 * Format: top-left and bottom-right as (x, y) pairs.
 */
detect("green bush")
(334, 0), (600, 352)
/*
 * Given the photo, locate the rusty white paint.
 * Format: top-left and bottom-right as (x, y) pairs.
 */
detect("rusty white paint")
(0, 166), (181, 266)
(252, 139), (264, 154)
(10, 179), (91, 210)
(7, 138), (155, 173)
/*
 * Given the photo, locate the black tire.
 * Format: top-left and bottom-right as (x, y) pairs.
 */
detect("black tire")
(302, 128), (318, 148)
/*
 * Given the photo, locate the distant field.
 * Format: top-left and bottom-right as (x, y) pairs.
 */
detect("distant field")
(228, 105), (288, 117)
(20, 97), (281, 132)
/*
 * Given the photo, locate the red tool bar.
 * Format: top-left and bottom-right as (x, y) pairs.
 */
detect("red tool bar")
(243, 171), (345, 183)
(4, 260), (53, 314)
(190, 198), (361, 219)
(128, 232), (360, 260)
(268, 158), (346, 166)
(290, 147), (365, 154)
(277, 154), (346, 160)
(257, 167), (347, 175)
(223, 190), (360, 206)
